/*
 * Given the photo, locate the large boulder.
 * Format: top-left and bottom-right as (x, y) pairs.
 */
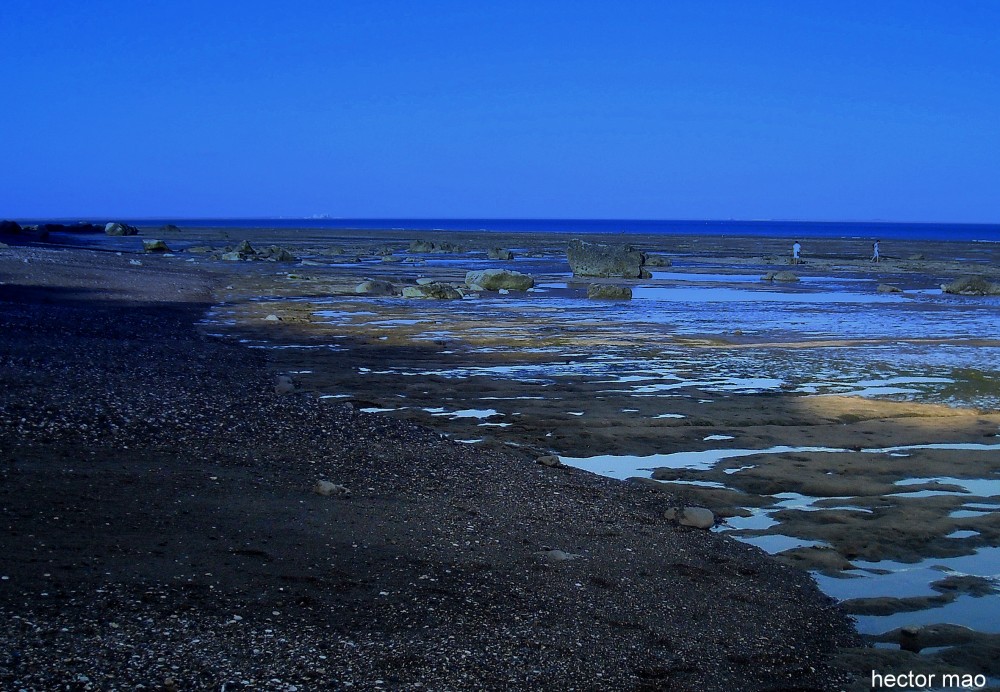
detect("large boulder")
(465, 268), (534, 291)
(105, 222), (139, 236)
(355, 279), (398, 296)
(566, 239), (645, 278)
(942, 276), (1000, 296)
(643, 254), (671, 267)
(258, 245), (296, 262)
(587, 284), (632, 300)
(0, 220), (22, 236)
(142, 239), (171, 253)
(487, 247), (515, 260)
(402, 282), (463, 299)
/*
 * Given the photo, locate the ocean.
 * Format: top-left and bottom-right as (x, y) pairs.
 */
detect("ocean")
(125, 218), (1000, 242)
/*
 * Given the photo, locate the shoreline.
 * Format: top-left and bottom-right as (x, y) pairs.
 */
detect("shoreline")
(0, 244), (861, 688)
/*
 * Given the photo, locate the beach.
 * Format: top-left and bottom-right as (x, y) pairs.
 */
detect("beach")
(2, 224), (999, 689)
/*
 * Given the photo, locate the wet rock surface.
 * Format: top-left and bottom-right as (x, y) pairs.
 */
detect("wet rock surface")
(0, 246), (858, 689)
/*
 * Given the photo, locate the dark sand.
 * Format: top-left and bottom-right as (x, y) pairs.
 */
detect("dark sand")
(0, 241), (862, 689)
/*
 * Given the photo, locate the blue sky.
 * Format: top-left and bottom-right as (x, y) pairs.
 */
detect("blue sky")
(2, 1), (998, 222)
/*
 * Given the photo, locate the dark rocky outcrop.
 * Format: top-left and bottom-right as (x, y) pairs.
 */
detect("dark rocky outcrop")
(566, 239), (645, 278)
(409, 240), (466, 254)
(221, 240), (296, 262)
(0, 220), (23, 237)
(487, 247), (514, 260)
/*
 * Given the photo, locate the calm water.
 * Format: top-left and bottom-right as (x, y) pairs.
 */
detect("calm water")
(71, 217), (1000, 242)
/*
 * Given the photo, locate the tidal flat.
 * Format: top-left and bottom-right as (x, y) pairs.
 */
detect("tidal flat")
(196, 226), (1000, 684)
(3, 224), (999, 688)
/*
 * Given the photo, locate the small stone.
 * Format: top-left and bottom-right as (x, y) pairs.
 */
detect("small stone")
(664, 506), (715, 529)
(314, 480), (350, 497)
(275, 375), (295, 395)
(536, 455), (562, 468)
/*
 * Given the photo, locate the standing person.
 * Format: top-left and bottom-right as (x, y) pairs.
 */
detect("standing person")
(792, 240), (801, 265)
(871, 239), (881, 263)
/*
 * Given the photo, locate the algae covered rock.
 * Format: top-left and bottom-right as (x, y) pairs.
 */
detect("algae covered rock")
(643, 254), (671, 267)
(761, 271), (799, 282)
(942, 275), (1000, 296)
(566, 239), (645, 278)
(142, 239), (171, 253)
(355, 279), (398, 296)
(465, 268), (534, 291)
(587, 284), (632, 300)
(105, 221), (139, 236)
(402, 282), (463, 299)
(487, 247), (515, 260)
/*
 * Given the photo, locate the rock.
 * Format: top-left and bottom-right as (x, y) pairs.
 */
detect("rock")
(105, 222), (138, 236)
(219, 239), (293, 262)
(263, 314), (281, 322)
(159, 224), (181, 233)
(536, 549), (581, 563)
(128, 259), (142, 266)
(258, 245), (296, 262)
(664, 506), (715, 529)
(0, 241), (8, 249)
(488, 247), (515, 260)
(274, 375), (295, 395)
(464, 268), (534, 291)
(372, 245), (395, 256)
(186, 246), (214, 253)
(409, 240), (437, 253)
(761, 271), (799, 282)
(409, 239), (466, 253)
(908, 253), (926, 261)
(942, 275), (1000, 296)
(566, 239), (645, 278)
(402, 283), (463, 299)
(643, 254), (671, 267)
(587, 284), (632, 300)
(354, 279), (398, 296)
(536, 455), (563, 468)
(142, 239), (171, 253)
(877, 284), (903, 293)
(313, 480), (350, 497)
(381, 255), (401, 263)
(0, 220), (23, 236)
(774, 546), (855, 573)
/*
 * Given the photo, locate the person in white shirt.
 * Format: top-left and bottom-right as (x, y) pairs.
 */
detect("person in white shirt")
(871, 240), (881, 263)
(792, 241), (801, 264)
